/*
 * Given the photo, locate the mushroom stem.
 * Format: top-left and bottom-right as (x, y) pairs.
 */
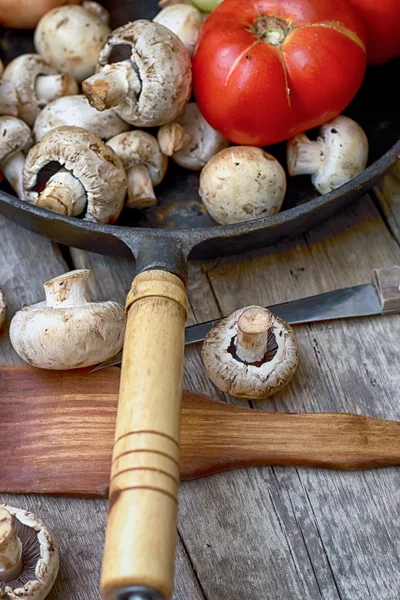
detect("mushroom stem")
(0, 507), (23, 583)
(158, 122), (192, 156)
(37, 168), (87, 217)
(287, 134), (323, 177)
(35, 73), (78, 106)
(82, 61), (140, 112)
(44, 269), (90, 308)
(126, 164), (157, 208)
(2, 151), (26, 200)
(236, 307), (272, 363)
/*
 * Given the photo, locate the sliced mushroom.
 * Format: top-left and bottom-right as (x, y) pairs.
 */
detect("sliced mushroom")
(10, 269), (126, 370)
(23, 126), (127, 223)
(0, 54), (78, 126)
(158, 102), (229, 170)
(0, 287), (6, 330)
(202, 306), (299, 400)
(0, 504), (58, 599)
(34, 95), (130, 142)
(287, 116), (369, 195)
(82, 20), (192, 127)
(199, 146), (286, 225)
(153, 4), (203, 56)
(0, 116), (33, 200)
(34, 2), (111, 83)
(107, 131), (168, 208)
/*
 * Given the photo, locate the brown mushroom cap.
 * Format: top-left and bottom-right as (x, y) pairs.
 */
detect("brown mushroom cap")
(202, 306), (299, 400)
(2, 54), (75, 126)
(34, 95), (130, 142)
(0, 117), (33, 165)
(92, 20), (192, 127)
(0, 504), (59, 600)
(23, 126), (127, 224)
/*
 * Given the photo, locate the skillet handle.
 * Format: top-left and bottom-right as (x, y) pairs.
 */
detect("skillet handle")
(100, 270), (188, 600)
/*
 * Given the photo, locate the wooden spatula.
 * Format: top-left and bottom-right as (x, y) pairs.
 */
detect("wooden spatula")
(1, 365), (399, 498)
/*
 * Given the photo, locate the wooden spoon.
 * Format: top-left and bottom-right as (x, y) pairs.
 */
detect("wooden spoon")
(0, 365), (399, 498)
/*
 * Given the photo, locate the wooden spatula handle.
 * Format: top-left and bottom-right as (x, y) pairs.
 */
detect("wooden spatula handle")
(100, 270), (188, 600)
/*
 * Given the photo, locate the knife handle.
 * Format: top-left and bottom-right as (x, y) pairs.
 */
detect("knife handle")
(100, 270), (188, 600)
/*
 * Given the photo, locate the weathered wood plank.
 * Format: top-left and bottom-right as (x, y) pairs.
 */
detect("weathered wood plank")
(185, 195), (400, 600)
(0, 215), (67, 362)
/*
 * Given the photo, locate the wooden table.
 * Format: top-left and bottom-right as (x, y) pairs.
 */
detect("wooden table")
(1, 180), (400, 600)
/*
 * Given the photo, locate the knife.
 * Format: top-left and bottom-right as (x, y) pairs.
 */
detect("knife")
(90, 265), (400, 373)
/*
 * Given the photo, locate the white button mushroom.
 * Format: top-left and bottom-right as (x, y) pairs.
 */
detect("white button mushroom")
(107, 130), (168, 208)
(158, 102), (229, 170)
(34, 95), (130, 143)
(82, 20), (192, 127)
(23, 126), (127, 223)
(153, 4), (203, 56)
(287, 116), (369, 195)
(0, 54), (78, 126)
(0, 116), (33, 200)
(199, 146), (287, 225)
(202, 306), (299, 400)
(0, 505), (58, 600)
(34, 2), (111, 83)
(0, 287), (6, 331)
(10, 269), (126, 370)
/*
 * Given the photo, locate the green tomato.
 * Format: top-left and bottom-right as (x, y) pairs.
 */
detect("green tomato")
(191, 0), (223, 13)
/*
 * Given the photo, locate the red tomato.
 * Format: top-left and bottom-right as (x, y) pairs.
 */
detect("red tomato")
(346, 0), (400, 64)
(193, 0), (367, 146)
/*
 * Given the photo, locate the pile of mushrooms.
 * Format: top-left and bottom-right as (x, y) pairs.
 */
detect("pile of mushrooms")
(0, 2), (370, 223)
(202, 306), (299, 400)
(10, 269), (126, 370)
(0, 505), (59, 599)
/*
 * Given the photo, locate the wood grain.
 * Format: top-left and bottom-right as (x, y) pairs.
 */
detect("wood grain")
(101, 271), (189, 600)
(1, 366), (400, 499)
(180, 196), (400, 600)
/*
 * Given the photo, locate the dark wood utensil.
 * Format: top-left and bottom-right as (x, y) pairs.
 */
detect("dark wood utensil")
(1, 366), (399, 498)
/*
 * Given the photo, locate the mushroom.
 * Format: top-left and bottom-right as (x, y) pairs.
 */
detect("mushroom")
(287, 116), (369, 195)
(10, 269), (126, 370)
(0, 116), (33, 200)
(0, 287), (6, 330)
(0, 504), (59, 599)
(34, 2), (111, 83)
(34, 95), (130, 142)
(199, 146), (287, 225)
(82, 20), (192, 127)
(202, 306), (299, 400)
(158, 102), (229, 170)
(23, 126), (127, 223)
(0, 55), (78, 126)
(153, 4), (203, 56)
(107, 131), (168, 208)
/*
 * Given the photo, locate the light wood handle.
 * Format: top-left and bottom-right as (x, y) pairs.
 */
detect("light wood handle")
(100, 270), (188, 600)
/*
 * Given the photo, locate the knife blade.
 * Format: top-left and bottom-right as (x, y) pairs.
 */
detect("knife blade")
(90, 272), (399, 373)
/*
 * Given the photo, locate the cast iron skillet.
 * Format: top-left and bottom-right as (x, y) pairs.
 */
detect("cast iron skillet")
(0, 3), (399, 600)
(0, 1), (399, 277)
